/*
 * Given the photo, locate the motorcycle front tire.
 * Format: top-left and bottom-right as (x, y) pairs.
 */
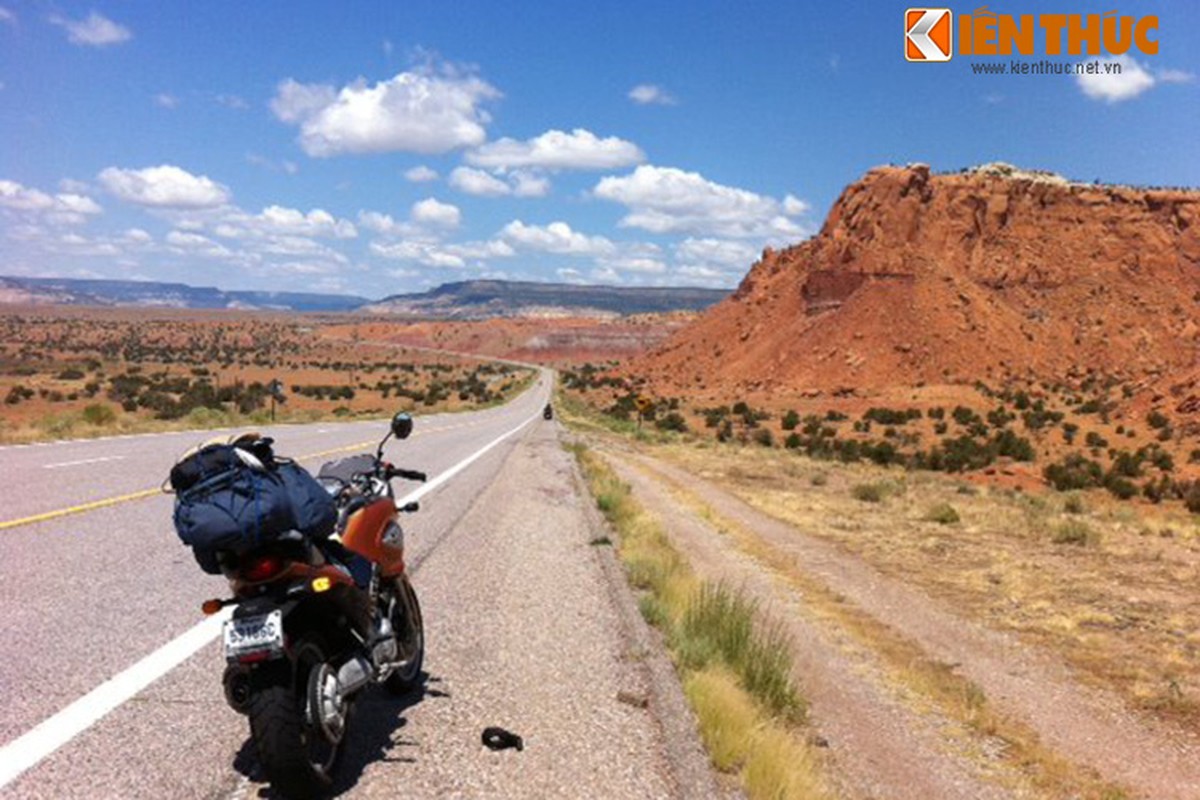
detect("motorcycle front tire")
(384, 575), (425, 695)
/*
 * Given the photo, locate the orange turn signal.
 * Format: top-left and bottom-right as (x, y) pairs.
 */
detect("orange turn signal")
(201, 599), (224, 615)
(311, 576), (332, 593)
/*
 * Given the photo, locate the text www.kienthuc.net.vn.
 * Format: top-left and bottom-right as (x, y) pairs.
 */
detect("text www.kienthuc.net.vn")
(971, 60), (1123, 75)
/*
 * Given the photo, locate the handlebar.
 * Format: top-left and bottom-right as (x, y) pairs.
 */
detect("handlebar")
(387, 466), (427, 482)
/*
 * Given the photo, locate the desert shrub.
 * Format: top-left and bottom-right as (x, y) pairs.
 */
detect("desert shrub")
(1052, 520), (1097, 546)
(992, 429), (1035, 461)
(1104, 476), (1138, 500)
(5, 385), (34, 405)
(1142, 477), (1173, 504)
(987, 407), (1015, 428)
(784, 433), (802, 450)
(1044, 454), (1104, 491)
(1184, 483), (1200, 515)
(1146, 410), (1169, 429)
(851, 482), (891, 503)
(1061, 422), (1079, 444)
(863, 407), (920, 426)
(861, 440), (900, 466)
(656, 412), (688, 433)
(81, 404), (116, 426)
(809, 472), (828, 487)
(1063, 494), (1086, 514)
(952, 406), (981, 426)
(1084, 431), (1108, 449)
(753, 428), (774, 448)
(929, 435), (993, 472)
(57, 368), (85, 380)
(924, 503), (960, 525)
(1148, 448), (1174, 472)
(781, 410), (800, 431)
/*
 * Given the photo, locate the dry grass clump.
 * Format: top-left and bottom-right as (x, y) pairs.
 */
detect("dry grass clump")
(572, 444), (829, 799)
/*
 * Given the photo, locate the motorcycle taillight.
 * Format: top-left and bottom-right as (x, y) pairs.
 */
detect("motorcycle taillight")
(242, 555), (284, 582)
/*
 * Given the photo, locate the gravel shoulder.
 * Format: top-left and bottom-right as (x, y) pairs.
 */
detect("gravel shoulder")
(262, 420), (716, 799)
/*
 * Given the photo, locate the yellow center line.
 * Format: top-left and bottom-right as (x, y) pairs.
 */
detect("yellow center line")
(0, 441), (383, 532)
(0, 489), (163, 531)
(0, 422), (479, 532)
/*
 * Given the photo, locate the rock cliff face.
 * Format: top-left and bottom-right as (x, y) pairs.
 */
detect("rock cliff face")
(636, 164), (1200, 394)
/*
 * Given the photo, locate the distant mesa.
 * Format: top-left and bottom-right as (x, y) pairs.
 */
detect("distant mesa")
(0, 276), (369, 313)
(635, 162), (1200, 394)
(0, 276), (729, 318)
(363, 280), (729, 319)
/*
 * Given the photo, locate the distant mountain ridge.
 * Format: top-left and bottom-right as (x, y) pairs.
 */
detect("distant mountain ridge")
(364, 279), (729, 318)
(0, 276), (369, 312)
(0, 276), (730, 317)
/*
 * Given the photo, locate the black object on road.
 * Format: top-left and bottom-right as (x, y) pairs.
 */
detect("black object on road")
(481, 726), (524, 751)
(543, 403), (553, 420)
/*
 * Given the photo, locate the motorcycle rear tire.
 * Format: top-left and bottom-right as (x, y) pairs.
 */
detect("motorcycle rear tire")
(247, 642), (342, 799)
(384, 575), (425, 695)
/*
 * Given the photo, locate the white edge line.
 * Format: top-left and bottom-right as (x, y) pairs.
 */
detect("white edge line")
(43, 455), (127, 470)
(0, 405), (541, 790)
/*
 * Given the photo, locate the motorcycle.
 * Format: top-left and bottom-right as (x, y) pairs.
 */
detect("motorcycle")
(543, 403), (553, 420)
(201, 412), (427, 799)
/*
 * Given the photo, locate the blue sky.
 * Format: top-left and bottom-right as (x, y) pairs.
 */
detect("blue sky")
(1, 1), (1196, 297)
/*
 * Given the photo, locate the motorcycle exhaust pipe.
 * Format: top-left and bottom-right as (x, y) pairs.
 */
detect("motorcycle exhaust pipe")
(223, 666), (252, 714)
(336, 655), (374, 699)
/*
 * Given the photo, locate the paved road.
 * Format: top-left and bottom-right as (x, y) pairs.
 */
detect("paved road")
(0, 373), (702, 799)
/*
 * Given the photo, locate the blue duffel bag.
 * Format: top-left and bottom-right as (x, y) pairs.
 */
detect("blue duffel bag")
(170, 436), (335, 574)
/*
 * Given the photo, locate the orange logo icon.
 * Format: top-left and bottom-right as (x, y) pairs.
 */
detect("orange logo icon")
(905, 8), (953, 61)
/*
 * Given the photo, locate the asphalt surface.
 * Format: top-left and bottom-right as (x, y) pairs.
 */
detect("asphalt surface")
(0, 373), (693, 799)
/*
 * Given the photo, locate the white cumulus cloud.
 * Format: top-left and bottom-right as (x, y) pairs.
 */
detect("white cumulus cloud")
(467, 128), (645, 171)
(674, 237), (758, 269)
(404, 165), (439, 182)
(216, 206), (357, 240)
(500, 220), (615, 256)
(449, 166), (512, 197)
(449, 166), (550, 197)
(628, 84), (677, 106)
(154, 93), (180, 110)
(0, 180), (54, 211)
(594, 165), (808, 239)
(98, 165), (231, 209)
(411, 197), (461, 228)
(600, 255), (667, 274)
(0, 179), (103, 224)
(271, 67), (500, 157)
(49, 11), (131, 47)
(1076, 56), (1156, 103)
(166, 230), (231, 258)
(371, 238), (511, 269)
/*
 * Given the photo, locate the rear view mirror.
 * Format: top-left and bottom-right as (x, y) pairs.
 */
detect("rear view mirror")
(391, 412), (414, 440)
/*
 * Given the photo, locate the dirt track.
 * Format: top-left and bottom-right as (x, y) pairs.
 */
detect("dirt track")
(602, 445), (1200, 800)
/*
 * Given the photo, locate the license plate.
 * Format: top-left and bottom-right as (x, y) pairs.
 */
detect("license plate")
(223, 610), (284, 660)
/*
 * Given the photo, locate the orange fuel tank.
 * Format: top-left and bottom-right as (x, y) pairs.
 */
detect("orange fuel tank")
(341, 497), (405, 576)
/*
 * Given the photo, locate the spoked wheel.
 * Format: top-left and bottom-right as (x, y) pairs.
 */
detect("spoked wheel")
(384, 575), (424, 694)
(247, 640), (345, 799)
